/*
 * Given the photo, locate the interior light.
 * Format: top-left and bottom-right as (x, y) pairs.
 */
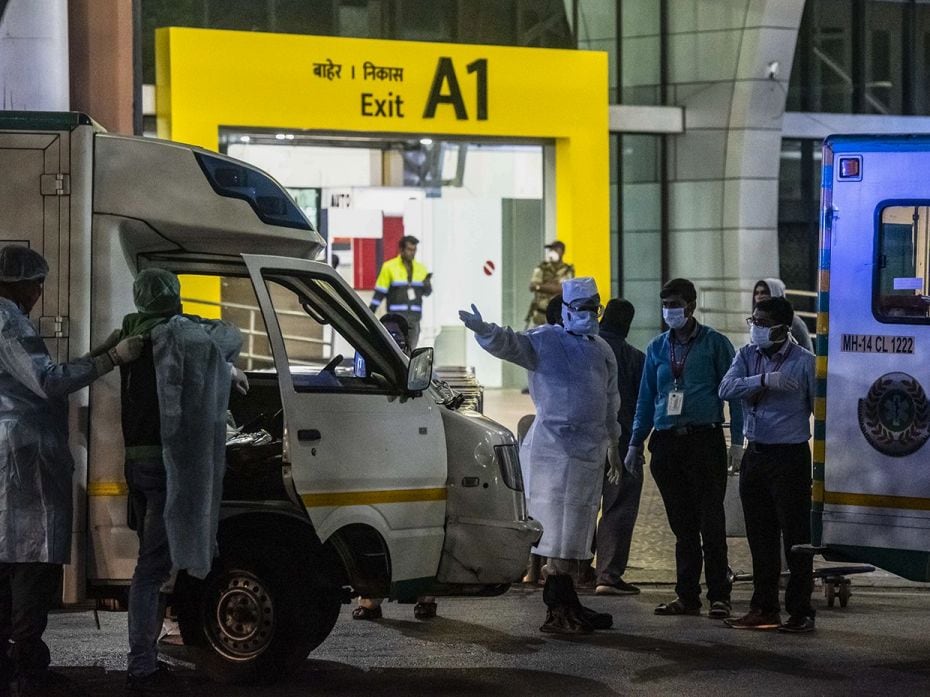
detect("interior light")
(419, 138), (433, 146)
(285, 134), (295, 140)
(275, 133), (286, 140)
(239, 135), (251, 143)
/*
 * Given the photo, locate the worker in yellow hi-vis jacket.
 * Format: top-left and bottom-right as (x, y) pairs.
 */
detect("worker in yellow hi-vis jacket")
(369, 235), (432, 348)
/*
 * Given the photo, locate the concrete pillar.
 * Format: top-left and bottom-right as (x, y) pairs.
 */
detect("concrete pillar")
(665, 0), (805, 337)
(69, 0), (135, 134)
(0, 0), (69, 110)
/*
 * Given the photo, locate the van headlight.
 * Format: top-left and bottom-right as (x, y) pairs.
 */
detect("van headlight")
(494, 444), (524, 491)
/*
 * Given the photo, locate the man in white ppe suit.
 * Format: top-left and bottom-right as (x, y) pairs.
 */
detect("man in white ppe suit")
(0, 246), (142, 696)
(460, 277), (623, 634)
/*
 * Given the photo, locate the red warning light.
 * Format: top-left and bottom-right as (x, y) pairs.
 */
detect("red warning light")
(839, 157), (861, 179)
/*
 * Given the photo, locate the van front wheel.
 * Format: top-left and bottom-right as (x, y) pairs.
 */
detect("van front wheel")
(177, 542), (341, 684)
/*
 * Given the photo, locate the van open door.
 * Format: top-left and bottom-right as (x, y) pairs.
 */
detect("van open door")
(242, 254), (448, 585)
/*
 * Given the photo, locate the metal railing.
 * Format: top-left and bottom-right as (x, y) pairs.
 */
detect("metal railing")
(181, 296), (334, 370)
(697, 285), (817, 331)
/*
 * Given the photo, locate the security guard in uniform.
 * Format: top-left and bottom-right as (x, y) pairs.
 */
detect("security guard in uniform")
(369, 235), (432, 349)
(527, 241), (574, 328)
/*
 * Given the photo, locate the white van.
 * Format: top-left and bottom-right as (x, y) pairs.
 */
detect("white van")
(0, 112), (541, 682)
(813, 134), (930, 584)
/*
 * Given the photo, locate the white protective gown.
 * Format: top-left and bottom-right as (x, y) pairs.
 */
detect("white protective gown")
(151, 315), (241, 579)
(0, 298), (107, 563)
(477, 323), (620, 559)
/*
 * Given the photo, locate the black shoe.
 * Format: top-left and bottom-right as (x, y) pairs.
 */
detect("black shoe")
(654, 598), (701, 616)
(707, 600), (732, 620)
(580, 605), (613, 630)
(778, 615), (816, 633)
(414, 600), (438, 619)
(595, 579), (641, 595)
(540, 605), (594, 634)
(126, 665), (186, 694)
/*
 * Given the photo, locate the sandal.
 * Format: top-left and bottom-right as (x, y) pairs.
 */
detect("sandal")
(708, 600), (732, 620)
(414, 601), (437, 619)
(351, 605), (383, 620)
(654, 598), (701, 616)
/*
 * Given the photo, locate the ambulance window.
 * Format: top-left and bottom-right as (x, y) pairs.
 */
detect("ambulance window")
(876, 205), (930, 322)
(178, 274), (277, 371)
(262, 274), (404, 393)
(176, 273), (402, 392)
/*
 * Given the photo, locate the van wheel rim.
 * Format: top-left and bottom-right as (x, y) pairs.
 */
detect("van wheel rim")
(208, 571), (275, 660)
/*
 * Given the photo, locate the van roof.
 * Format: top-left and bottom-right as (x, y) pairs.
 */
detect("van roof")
(0, 111), (103, 132)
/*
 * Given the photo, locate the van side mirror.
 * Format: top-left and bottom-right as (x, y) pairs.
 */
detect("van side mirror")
(407, 347), (433, 392)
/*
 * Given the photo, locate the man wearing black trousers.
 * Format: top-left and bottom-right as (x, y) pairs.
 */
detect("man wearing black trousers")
(626, 278), (743, 619)
(718, 296), (817, 633)
(594, 299), (645, 596)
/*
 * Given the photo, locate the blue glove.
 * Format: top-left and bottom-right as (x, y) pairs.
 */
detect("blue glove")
(459, 304), (492, 336)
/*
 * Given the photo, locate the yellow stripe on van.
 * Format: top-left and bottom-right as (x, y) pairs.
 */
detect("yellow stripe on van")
(812, 439), (825, 463)
(88, 482), (129, 496)
(812, 480), (824, 504)
(814, 397), (827, 420)
(301, 488), (447, 508)
(815, 356), (828, 379)
(824, 490), (930, 512)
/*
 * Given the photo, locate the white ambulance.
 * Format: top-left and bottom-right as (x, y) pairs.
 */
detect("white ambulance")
(0, 112), (541, 683)
(814, 134), (930, 585)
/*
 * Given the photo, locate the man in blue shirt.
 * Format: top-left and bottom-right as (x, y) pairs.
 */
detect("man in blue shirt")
(627, 278), (743, 619)
(718, 296), (816, 633)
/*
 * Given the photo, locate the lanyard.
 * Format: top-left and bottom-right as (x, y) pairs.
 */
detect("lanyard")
(668, 330), (696, 387)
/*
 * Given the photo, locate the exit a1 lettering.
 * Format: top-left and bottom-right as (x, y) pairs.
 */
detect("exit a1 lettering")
(361, 92), (405, 118)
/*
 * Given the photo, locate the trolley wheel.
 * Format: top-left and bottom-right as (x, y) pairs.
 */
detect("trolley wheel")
(824, 582), (836, 607)
(838, 581), (851, 608)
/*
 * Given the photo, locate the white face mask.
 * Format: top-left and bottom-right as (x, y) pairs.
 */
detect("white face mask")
(749, 323), (773, 349)
(545, 250), (560, 263)
(750, 323), (785, 349)
(663, 306), (688, 330)
(562, 308), (599, 336)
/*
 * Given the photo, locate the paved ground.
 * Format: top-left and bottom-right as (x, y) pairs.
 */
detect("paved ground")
(47, 584), (930, 696)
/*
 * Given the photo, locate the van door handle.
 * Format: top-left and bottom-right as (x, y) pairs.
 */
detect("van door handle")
(298, 429), (322, 442)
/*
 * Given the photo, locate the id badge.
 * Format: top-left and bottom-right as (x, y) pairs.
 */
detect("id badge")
(407, 286), (417, 301)
(667, 390), (685, 416)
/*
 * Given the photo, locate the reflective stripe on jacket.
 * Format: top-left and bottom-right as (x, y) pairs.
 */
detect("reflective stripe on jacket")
(369, 255), (431, 315)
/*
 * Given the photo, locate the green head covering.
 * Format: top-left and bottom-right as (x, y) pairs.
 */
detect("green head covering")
(134, 269), (181, 313)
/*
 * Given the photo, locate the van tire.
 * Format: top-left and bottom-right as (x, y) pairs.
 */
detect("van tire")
(175, 540), (341, 684)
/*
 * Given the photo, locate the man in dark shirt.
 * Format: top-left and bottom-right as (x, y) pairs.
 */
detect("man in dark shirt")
(121, 269), (247, 694)
(594, 299), (646, 596)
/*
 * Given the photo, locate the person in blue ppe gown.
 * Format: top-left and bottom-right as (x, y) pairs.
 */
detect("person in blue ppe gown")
(119, 269), (247, 694)
(460, 277), (623, 634)
(0, 246), (142, 696)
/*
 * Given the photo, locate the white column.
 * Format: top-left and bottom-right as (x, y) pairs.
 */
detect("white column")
(0, 0), (69, 110)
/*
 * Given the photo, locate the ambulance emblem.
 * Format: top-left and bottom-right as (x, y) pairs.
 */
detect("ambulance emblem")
(858, 372), (930, 457)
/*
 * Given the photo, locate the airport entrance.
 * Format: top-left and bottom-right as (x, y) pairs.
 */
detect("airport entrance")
(156, 28), (607, 386)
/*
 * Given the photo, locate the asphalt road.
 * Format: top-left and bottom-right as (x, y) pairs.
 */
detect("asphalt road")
(46, 583), (930, 696)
